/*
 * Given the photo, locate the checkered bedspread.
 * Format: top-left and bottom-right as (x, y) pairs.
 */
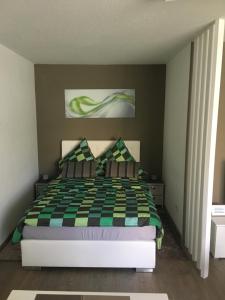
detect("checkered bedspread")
(12, 177), (163, 247)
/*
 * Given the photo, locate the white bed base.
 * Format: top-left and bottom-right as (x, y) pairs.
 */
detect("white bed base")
(21, 140), (156, 272)
(21, 240), (155, 271)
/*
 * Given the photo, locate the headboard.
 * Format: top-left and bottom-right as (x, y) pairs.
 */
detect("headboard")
(62, 140), (140, 162)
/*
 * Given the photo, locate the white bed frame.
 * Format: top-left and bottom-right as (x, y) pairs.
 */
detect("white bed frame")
(21, 140), (156, 272)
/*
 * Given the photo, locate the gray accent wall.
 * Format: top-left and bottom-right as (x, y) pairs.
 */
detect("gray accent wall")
(34, 65), (166, 177)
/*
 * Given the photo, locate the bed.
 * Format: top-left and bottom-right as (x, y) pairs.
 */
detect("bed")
(16, 140), (162, 272)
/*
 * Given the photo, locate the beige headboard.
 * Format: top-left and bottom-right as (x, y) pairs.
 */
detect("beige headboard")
(62, 140), (140, 162)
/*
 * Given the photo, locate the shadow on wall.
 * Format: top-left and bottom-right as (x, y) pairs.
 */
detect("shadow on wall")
(0, 186), (34, 245)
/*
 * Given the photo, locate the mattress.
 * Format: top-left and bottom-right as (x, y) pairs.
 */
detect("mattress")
(22, 225), (156, 241)
(13, 177), (162, 246)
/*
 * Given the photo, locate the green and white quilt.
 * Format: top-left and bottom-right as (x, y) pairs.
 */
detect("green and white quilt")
(12, 177), (163, 248)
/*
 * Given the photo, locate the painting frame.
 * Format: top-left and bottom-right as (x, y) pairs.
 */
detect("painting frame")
(65, 89), (135, 118)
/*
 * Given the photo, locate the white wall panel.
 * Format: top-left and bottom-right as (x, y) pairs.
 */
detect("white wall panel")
(0, 44), (39, 245)
(163, 44), (191, 234)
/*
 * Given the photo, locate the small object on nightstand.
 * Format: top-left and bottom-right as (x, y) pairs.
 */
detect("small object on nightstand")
(42, 174), (49, 181)
(148, 181), (164, 207)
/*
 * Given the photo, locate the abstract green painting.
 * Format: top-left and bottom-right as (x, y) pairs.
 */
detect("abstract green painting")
(65, 89), (135, 118)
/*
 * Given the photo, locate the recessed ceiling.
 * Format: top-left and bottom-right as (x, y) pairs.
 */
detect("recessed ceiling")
(0, 0), (224, 64)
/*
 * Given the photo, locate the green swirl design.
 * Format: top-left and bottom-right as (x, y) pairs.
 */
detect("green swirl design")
(68, 91), (135, 117)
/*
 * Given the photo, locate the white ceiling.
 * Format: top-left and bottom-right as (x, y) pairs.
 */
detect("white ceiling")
(0, 0), (224, 64)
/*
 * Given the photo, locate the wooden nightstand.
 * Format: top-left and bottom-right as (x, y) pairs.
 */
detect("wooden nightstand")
(35, 181), (49, 198)
(148, 182), (164, 207)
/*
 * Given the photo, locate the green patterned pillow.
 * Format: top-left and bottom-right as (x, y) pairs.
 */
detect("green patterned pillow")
(96, 138), (135, 176)
(59, 138), (95, 170)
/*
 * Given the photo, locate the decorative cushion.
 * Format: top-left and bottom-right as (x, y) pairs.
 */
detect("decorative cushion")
(106, 161), (140, 178)
(96, 138), (135, 175)
(59, 138), (95, 170)
(62, 161), (97, 178)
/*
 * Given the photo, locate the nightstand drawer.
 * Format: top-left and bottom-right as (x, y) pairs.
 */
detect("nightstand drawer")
(153, 195), (163, 206)
(148, 184), (163, 196)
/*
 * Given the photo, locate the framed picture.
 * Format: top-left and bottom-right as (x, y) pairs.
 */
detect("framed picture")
(65, 89), (135, 118)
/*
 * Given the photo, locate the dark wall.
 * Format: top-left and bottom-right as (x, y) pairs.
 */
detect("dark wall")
(35, 65), (166, 178)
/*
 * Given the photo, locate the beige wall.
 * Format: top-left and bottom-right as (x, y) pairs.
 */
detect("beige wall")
(34, 65), (166, 177)
(163, 44), (191, 233)
(213, 46), (225, 204)
(0, 44), (39, 245)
